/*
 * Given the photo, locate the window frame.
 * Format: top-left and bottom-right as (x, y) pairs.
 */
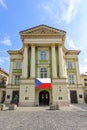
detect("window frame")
(69, 74), (75, 84)
(40, 68), (47, 78)
(40, 51), (47, 60)
(15, 75), (20, 85)
(67, 61), (73, 69)
(15, 62), (21, 69)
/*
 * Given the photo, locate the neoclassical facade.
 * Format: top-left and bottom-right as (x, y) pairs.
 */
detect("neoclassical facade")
(5, 25), (84, 106)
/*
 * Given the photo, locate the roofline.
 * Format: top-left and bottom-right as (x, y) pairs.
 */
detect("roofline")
(0, 68), (9, 76)
(7, 48), (23, 55)
(65, 50), (81, 55)
(19, 24), (66, 34)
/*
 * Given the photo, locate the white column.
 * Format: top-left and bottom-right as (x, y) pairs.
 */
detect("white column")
(58, 45), (65, 78)
(22, 45), (28, 78)
(75, 59), (81, 84)
(8, 60), (13, 84)
(51, 45), (57, 78)
(30, 45), (35, 78)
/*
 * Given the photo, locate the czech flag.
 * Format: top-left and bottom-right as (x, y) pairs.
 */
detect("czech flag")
(36, 78), (51, 89)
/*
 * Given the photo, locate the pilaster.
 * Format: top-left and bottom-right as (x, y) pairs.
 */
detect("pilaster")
(8, 59), (14, 84)
(22, 45), (28, 78)
(51, 44), (57, 78)
(58, 45), (65, 78)
(75, 59), (81, 84)
(30, 45), (35, 78)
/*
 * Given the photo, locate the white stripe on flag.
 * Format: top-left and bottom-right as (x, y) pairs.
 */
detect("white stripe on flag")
(37, 78), (51, 83)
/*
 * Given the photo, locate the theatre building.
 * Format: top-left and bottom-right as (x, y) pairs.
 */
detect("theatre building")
(5, 25), (84, 106)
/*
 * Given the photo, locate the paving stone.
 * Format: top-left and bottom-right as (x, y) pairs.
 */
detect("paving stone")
(0, 104), (87, 130)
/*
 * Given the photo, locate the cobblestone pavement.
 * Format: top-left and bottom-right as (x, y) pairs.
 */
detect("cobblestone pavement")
(0, 104), (87, 130)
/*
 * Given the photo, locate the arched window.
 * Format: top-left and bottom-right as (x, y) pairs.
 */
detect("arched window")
(40, 68), (47, 78)
(40, 51), (47, 60)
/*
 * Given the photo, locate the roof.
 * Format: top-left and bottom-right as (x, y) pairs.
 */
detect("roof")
(7, 48), (23, 55)
(65, 50), (81, 55)
(81, 73), (87, 76)
(0, 68), (9, 76)
(19, 24), (66, 34)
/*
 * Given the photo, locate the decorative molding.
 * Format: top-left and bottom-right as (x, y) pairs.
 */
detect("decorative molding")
(20, 24), (66, 35)
(24, 39), (62, 44)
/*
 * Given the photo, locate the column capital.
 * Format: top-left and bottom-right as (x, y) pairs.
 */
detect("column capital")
(31, 44), (35, 47)
(24, 44), (28, 48)
(74, 58), (78, 61)
(10, 59), (14, 62)
(51, 44), (55, 47)
(58, 44), (62, 47)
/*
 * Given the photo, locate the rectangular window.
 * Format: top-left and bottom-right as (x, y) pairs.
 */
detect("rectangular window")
(15, 62), (21, 69)
(40, 51), (47, 60)
(69, 75), (74, 84)
(40, 68), (47, 78)
(67, 61), (73, 69)
(15, 75), (20, 85)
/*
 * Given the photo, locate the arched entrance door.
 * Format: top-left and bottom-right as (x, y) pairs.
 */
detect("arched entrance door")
(39, 90), (49, 105)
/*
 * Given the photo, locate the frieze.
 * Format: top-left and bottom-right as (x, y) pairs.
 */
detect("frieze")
(24, 39), (62, 44)
(21, 35), (63, 39)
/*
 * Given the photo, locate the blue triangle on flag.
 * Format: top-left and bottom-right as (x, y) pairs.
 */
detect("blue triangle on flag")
(36, 79), (42, 88)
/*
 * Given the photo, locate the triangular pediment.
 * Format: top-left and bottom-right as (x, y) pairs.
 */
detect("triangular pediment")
(20, 24), (66, 35)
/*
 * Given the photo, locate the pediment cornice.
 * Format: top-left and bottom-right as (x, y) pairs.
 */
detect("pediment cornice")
(20, 24), (66, 35)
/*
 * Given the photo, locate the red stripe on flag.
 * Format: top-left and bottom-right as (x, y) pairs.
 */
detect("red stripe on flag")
(37, 83), (51, 89)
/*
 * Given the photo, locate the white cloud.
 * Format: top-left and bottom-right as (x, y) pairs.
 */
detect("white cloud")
(0, 0), (8, 9)
(66, 36), (83, 50)
(62, 0), (81, 23)
(80, 64), (87, 74)
(0, 36), (12, 46)
(0, 57), (9, 65)
(38, 0), (81, 24)
(84, 59), (87, 63)
(66, 36), (76, 49)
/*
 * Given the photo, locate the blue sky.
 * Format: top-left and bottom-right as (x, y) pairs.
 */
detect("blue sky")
(0, 0), (87, 74)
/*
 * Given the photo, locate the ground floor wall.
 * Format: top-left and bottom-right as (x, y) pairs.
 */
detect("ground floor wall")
(19, 84), (35, 106)
(52, 79), (69, 106)
(3, 80), (86, 106)
(19, 78), (35, 106)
